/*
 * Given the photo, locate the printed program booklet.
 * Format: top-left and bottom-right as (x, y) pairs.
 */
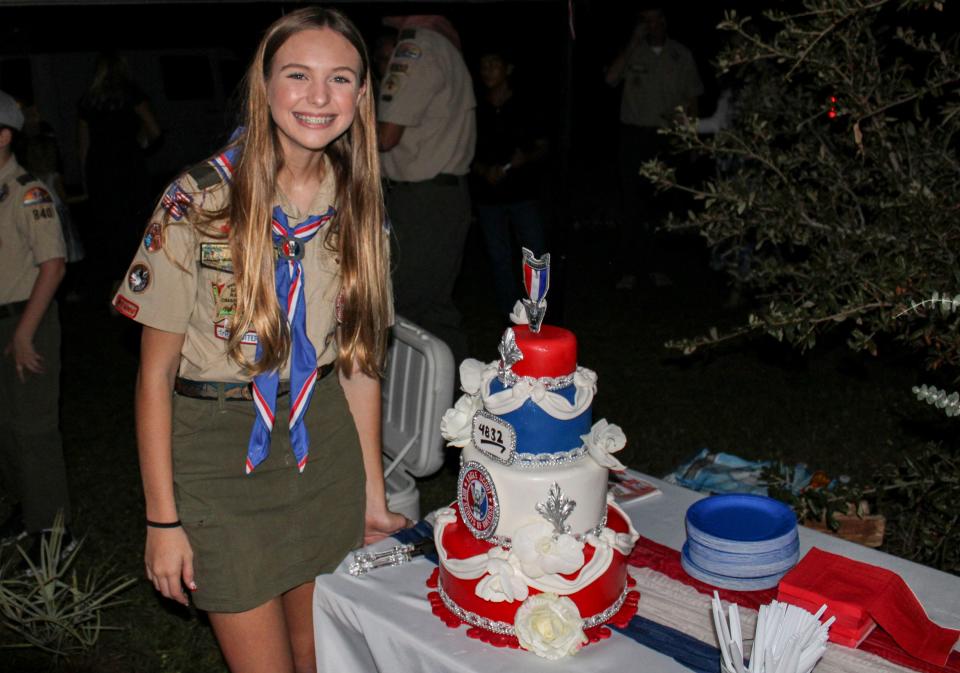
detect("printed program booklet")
(608, 470), (663, 504)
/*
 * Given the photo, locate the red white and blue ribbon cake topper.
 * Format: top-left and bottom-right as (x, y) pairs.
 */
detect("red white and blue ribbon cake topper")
(521, 247), (550, 333)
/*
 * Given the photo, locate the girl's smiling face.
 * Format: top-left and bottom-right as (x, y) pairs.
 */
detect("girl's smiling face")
(267, 27), (364, 160)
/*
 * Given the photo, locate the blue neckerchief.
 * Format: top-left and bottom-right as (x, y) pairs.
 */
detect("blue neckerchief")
(246, 204), (335, 474)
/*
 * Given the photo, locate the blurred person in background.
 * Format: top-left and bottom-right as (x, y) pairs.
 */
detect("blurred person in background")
(471, 46), (548, 318)
(377, 14), (476, 364)
(78, 51), (160, 290)
(606, 6), (702, 290)
(0, 89), (72, 565)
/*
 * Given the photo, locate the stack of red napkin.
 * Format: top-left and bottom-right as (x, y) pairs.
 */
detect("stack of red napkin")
(778, 548), (960, 666)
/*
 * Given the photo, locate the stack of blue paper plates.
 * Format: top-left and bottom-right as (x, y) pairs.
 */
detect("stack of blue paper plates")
(681, 494), (800, 591)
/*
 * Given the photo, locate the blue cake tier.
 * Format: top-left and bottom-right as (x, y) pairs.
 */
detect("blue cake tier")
(487, 378), (593, 455)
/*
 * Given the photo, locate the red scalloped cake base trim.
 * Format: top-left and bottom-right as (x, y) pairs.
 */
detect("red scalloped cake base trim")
(426, 567), (640, 651)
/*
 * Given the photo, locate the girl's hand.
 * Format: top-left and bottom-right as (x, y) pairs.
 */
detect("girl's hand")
(144, 526), (196, 606)
(364, 508), (412, 545)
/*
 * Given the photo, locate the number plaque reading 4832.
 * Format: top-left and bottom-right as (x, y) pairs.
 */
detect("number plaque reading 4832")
(471, 409), (516, 465)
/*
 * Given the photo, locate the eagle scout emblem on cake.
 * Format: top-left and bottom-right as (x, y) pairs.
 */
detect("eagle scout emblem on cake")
(457, 461), (499, 540)
(128, 264), (151, 293)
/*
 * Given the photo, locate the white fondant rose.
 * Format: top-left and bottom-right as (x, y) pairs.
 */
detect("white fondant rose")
(510, 300), (529, 325)
(512, 522), (585, 579)
(514, 593), (587, 660)
(459, 359), (488, 396)
(582, 419), (627, 471)
(476, 550), (529, 603)
(440, 394), (483, 447)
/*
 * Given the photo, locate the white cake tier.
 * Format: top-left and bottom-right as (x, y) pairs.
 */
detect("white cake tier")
(461, 442), (608, 541)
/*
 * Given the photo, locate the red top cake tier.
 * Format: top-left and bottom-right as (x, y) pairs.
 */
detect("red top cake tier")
(510, 325), (577, 378)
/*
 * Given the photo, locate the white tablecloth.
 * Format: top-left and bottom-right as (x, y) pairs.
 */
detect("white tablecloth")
(313, 474), (960, 672)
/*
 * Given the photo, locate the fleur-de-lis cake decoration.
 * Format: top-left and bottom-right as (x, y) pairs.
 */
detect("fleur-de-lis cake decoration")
(521, 248), (550, 333)
(535, 482), (577, 536)
(498, 327), (524, 382)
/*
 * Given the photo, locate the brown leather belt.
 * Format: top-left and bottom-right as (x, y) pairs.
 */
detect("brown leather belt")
(174, 363), (335, 401)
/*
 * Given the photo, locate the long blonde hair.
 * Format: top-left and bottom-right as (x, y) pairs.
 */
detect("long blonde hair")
(213, 8), (390, 378)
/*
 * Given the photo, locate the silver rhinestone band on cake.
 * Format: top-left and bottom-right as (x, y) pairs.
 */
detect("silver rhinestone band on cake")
(437, 582), (631, 633)
(438, 582), (517, 635)
(581, 586), (630, 629)
(513, 445), (588, 469)
(497, 370), (577, 391)
(488, 534), (512, 548)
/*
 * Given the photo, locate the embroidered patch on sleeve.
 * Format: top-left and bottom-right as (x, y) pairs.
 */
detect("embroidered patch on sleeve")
(199, 242), (233, 273)
(22, 186), (53, 206)
(113, 295), (140, 319)
(394, 42), (422, 60)
(143, 222), (163, 253)
(161, 182), (193, 221)
(127, 263), (151, 293)
(382, 73), (406, 95)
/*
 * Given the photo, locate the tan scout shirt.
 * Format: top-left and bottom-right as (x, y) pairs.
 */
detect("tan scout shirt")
(620, 38), (703, 128)
(377, 27), (476, 182)
(0, 157), (66, 305)
(112, 158), (342, 383)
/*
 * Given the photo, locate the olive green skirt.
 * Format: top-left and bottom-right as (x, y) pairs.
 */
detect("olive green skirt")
(171, 372), (365, 613)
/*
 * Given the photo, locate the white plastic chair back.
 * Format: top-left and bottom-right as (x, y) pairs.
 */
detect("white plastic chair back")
(381, 318), (454, 479)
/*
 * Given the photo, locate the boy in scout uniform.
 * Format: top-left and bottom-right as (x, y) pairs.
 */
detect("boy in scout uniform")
(377, 15), (476, 365)
(0, 90), (72, 559)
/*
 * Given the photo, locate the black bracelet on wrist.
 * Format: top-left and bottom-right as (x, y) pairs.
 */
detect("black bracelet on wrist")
(146, 519), (182, 529)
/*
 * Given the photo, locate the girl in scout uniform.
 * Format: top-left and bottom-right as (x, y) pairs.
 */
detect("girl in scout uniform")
(112, 9), (406, 672)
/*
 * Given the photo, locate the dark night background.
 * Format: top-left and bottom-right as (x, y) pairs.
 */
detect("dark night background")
(0, 2), (945, 671)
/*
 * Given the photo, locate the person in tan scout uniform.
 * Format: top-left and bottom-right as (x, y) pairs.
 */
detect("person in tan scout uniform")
(606, 6), (703, 290)
(111, 11), (407, 672)
(0, 90), (72, 563)
(377, 14), (476, 364)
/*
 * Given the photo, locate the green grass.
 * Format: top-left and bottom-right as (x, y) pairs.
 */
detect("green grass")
(0, 218), (935, 672)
